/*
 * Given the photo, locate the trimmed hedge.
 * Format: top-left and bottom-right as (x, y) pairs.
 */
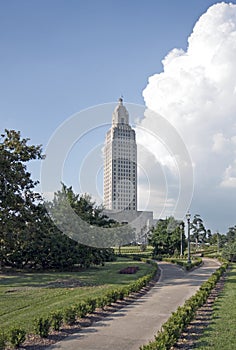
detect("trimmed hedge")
(163, 257), (202, 270)
(140, 262), (228, 350)
(0, 333), (7, 350)
(8, 327), (26, 348)
(34, 317), (51, 338)
(63, 307), (77, 325)
(50, 311), (63, 331)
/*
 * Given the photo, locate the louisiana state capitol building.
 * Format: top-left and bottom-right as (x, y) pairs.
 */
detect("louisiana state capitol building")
(103, 98), (137, 212)
(103, 98), (154, 242)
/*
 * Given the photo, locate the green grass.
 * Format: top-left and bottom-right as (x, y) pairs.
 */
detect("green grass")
(196, 263), (236, 350)
(0, 257), (152, 333)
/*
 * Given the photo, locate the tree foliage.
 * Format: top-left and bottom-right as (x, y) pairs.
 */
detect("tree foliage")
(47, 183), (135, 248)
(226, 225), (236, 243)
(222, 225), (236, 261)
(150, 217), (186, 256)
(0, 130), (44, 267)
(190, 214), (207, 247)
(51, 184), (117, 227)
(0, 130), (115, 270)
(222, 241), (236, 262)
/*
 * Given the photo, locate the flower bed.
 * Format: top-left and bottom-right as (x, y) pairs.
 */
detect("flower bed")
(119, 266), (140, 274)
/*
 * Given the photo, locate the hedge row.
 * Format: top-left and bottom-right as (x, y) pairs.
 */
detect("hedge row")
(0, 260), (157, 350)
(140, 261), (228, 350)
(116, 253), (153, 260)
(163, 257), (202, 270)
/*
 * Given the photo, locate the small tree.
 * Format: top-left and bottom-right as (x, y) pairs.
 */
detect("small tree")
(190, 214), (206, 249)
(222, 241), (236, 262)
(150, 217), (186, 256)
(226, 226), (236, 243)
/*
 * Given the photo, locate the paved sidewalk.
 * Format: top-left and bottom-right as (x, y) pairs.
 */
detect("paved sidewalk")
(49, 259), (220, 350)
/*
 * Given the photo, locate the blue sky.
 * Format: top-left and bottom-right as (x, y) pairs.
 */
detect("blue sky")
(1, 0), (223, 145)
(1, 0), (236, 233)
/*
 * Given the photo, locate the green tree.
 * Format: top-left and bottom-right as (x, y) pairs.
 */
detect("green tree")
(190, 214), (207, 249)
(226, 225), (236, 243)
(221, 226), (236, 262)
(0, 130), (44, 267)
(222, 241), (236, 262)
(0, 130), (115, 270)
(48, 183), (135, 248)
(57, 184), (116, 227)
(150, 217), (186, 256)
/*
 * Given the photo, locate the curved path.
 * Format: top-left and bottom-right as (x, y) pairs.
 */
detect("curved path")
(49, 258), (220, 350)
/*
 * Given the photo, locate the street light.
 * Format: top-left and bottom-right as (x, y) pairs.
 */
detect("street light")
(186, 212), (191, 264)
(179, 223), (184, 257)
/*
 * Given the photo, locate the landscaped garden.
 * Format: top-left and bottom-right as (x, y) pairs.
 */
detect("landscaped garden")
(0, 257), (154, 335)
(1, 130), (236, 349)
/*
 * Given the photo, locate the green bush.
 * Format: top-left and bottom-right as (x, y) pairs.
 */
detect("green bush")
(63, 307), (77, 325)
(96, 296), (108, 310)
(117, 288), (125, 300)
(163, 257), (202, 271)
(9, 327), (26, 348)
(85, 298), (97, 314)
(104, 290), (119, 305)
(75, 302), (88, 318)
(0, 332), (7, 350)
(50, 311), (63, 331)
(34, 317), (51, 338)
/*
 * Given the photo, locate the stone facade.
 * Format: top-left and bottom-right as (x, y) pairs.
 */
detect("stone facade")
(104, 98), (137, 211)
(103, 98), (153, 242)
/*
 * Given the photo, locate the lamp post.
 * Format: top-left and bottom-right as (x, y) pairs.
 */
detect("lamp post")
(179, 223), (184, 257)
(217, 231), (220, 254)
(186, 212), (191, 264)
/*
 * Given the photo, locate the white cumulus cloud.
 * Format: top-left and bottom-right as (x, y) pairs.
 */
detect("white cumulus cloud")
(140, 2), (236, 231)
(221, 160), (236, 188)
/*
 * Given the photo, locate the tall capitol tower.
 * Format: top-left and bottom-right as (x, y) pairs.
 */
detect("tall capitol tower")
(103, 98), (137, 212)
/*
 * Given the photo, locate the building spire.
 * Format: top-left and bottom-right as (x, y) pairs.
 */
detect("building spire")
(118, 96), (123, 105)
(112, 96), (129, 125)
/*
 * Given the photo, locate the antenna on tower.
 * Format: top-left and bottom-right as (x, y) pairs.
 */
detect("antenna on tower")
(118, 95), (123, 104)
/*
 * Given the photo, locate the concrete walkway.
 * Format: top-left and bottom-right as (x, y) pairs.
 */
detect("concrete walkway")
(49, 258), (220, 350)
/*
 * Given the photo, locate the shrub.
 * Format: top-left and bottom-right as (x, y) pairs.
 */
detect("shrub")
(85, 298), (97, 314)
(96, 296), (108, 310)
(50, 311), (63, 331)
(63, 307), (77, 325)
(34, 317), (51, 338)
(75, 302), (88, 318)
(9, 327), (26, 348)
(117, 288), (125, 300)
(0, 332), (7, 350)
(104, 290), (119, 305)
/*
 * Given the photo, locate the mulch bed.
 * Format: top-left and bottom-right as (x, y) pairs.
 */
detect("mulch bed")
(119, 266), (140, 274)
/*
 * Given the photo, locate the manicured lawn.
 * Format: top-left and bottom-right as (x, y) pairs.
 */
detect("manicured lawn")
(0, 257), (152, 333)
(196, 263), (236, 350)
